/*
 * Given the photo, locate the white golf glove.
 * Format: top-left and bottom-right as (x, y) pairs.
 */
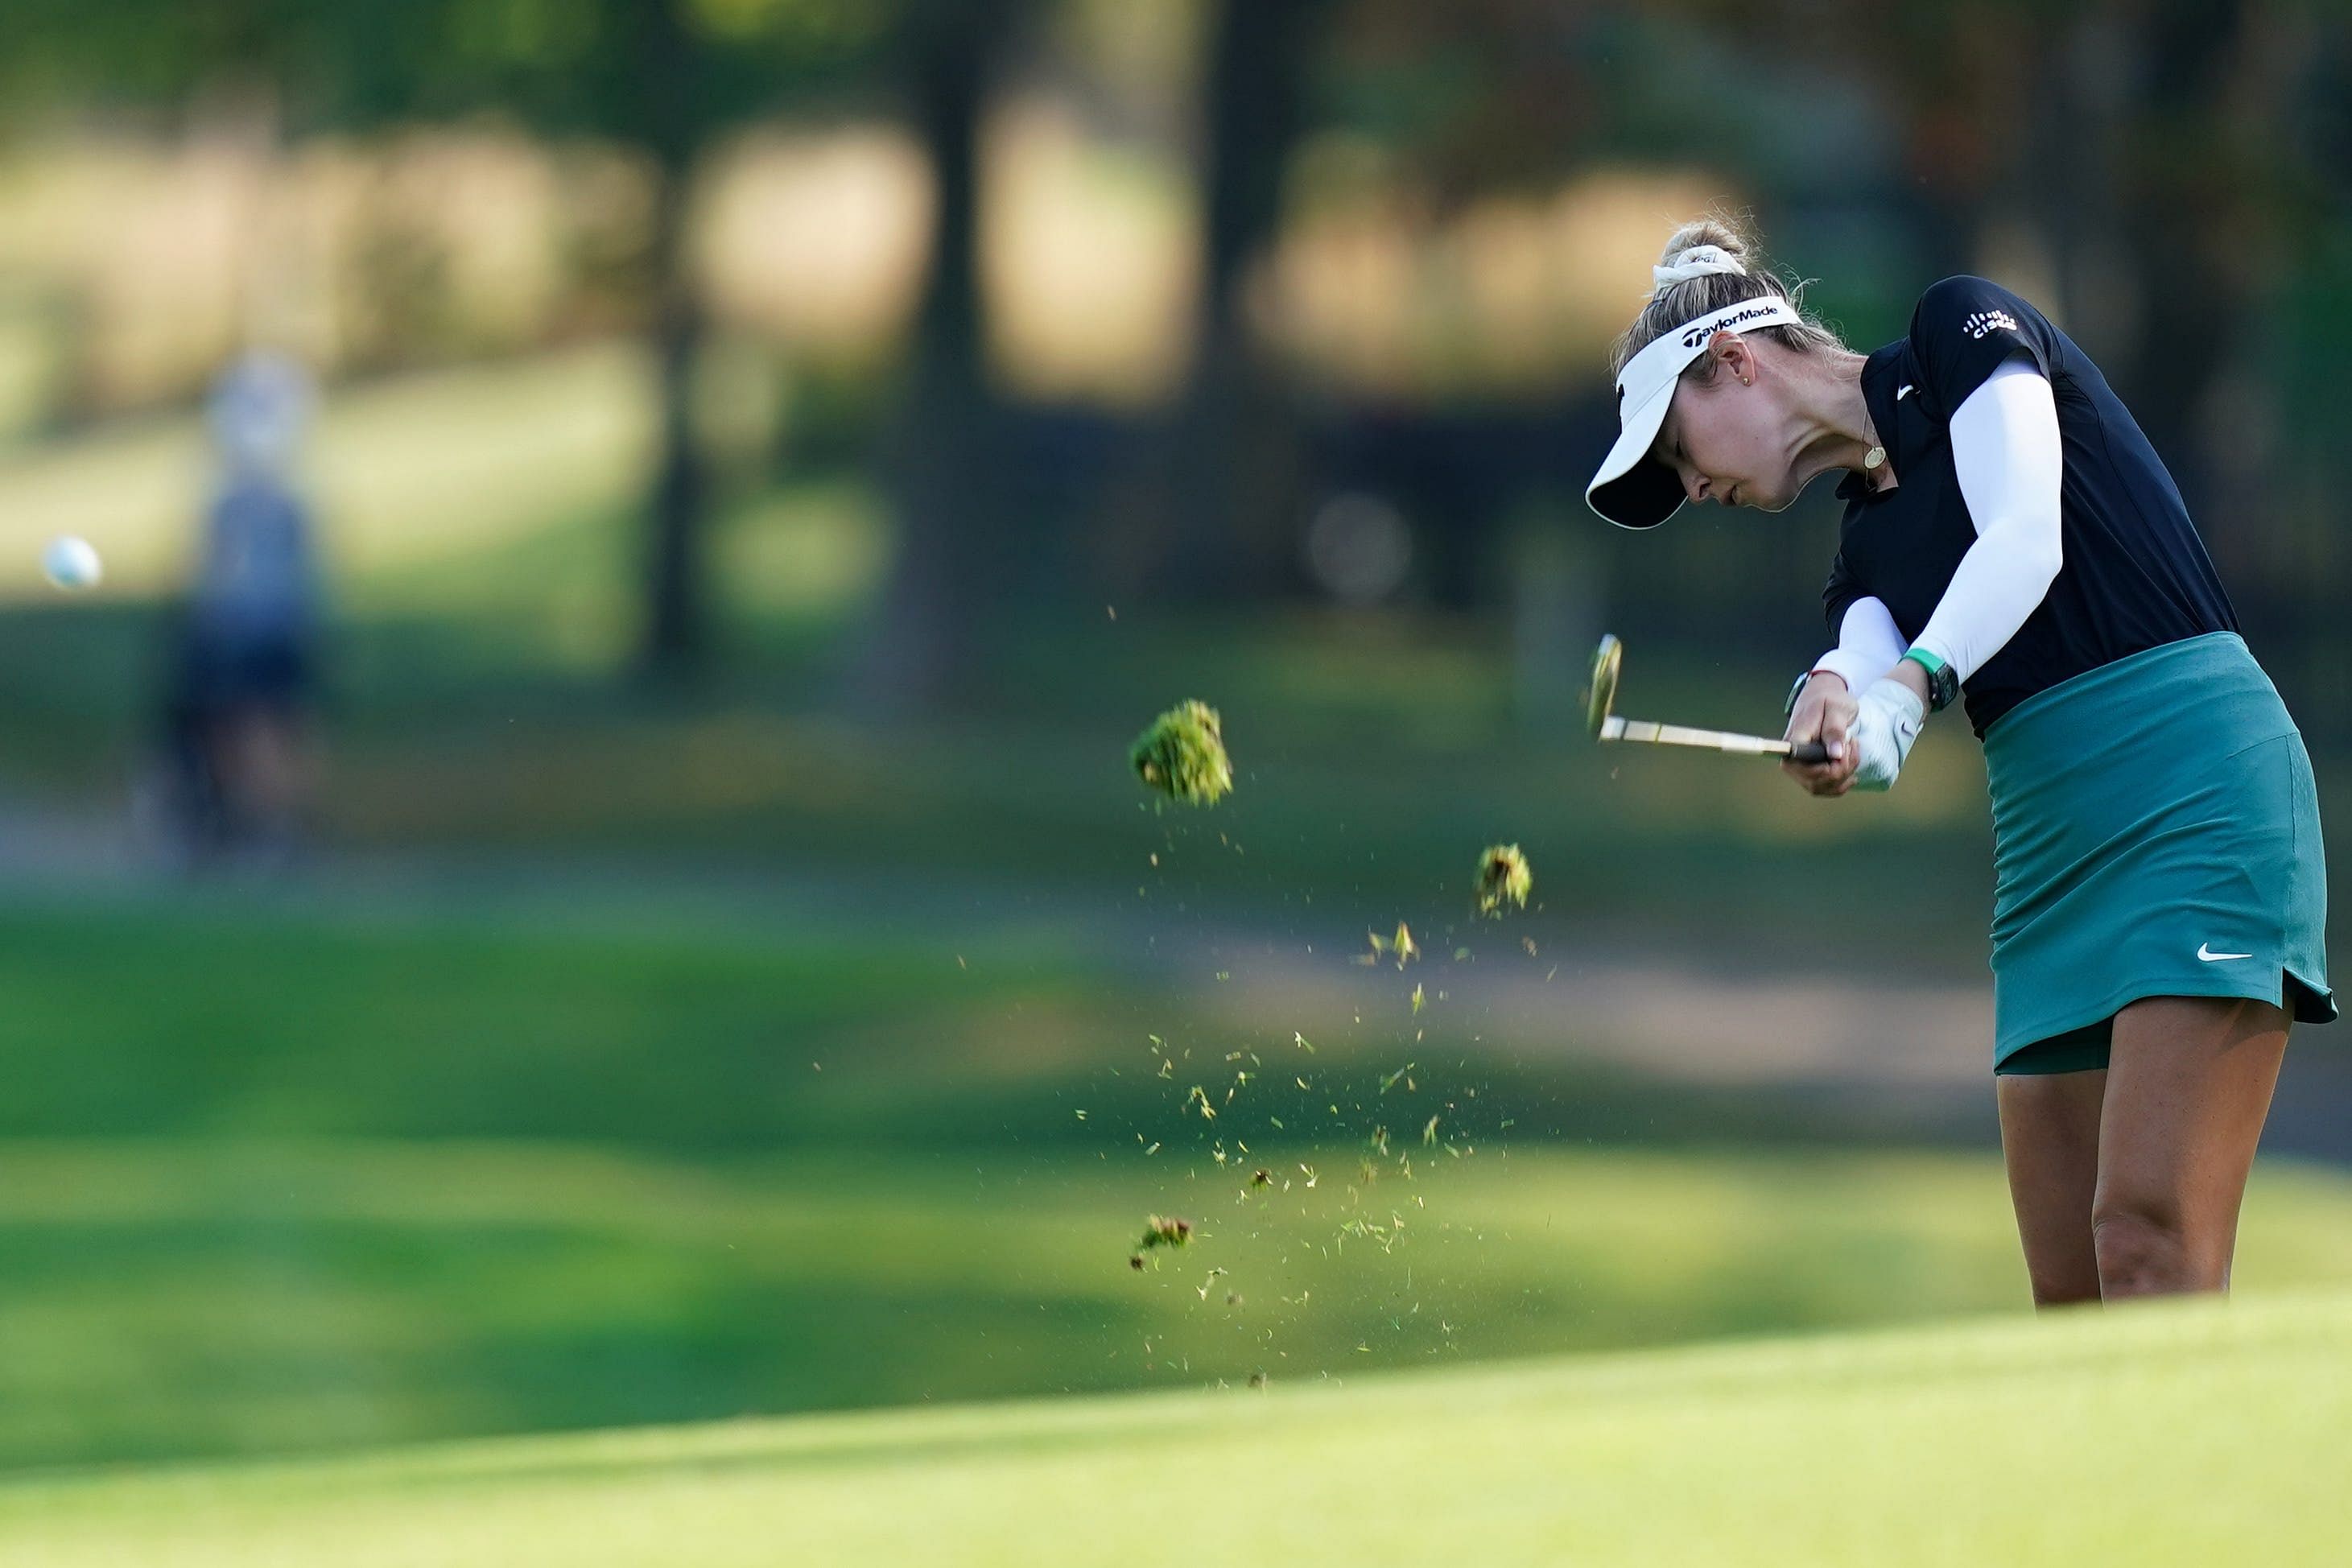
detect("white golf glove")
(1848, 677), (1925, 791)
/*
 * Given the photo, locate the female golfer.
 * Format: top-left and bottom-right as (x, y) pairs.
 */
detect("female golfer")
(1585, 215), (2332, 1306)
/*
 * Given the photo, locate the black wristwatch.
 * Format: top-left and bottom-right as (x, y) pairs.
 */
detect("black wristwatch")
(1900, 647), (1959, 712)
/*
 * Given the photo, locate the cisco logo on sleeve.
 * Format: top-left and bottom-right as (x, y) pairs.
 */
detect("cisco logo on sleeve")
(1962, 309), (2020, 340)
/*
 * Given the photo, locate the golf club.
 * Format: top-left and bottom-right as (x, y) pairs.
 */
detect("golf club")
(1586, 633), (1831, 765)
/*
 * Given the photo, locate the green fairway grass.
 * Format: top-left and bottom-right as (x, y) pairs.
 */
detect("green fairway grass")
(2, 892), (2352, 1471)
(0, 891), (1995, 1159)
(0, 1138), (2348, 1472)
(1, 1289), (2344, 1566)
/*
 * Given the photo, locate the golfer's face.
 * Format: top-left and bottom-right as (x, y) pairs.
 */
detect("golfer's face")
(1653, 377), (1790, 512)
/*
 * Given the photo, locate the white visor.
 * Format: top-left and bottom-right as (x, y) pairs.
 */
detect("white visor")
(1585, 295), (1808, 529)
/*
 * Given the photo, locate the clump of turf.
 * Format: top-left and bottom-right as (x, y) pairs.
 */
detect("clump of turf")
(1138, 1215), (1194, 1250)
(1130, 1214), (1196, 1269)
(1474, 844), (1532, 918)
(1130, 701), (1232, 805)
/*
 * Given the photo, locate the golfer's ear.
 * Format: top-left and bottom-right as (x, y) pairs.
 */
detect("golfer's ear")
(1706, 330), (1754, 385)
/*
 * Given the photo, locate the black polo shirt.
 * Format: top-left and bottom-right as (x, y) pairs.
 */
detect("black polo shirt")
(1823, 275), (2239, 737)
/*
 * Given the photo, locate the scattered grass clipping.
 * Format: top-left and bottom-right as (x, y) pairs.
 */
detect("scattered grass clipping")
(1474, 844), (1532, 918)
(1360, 922), (1419, 969)
(1130, 700), (1232, 806)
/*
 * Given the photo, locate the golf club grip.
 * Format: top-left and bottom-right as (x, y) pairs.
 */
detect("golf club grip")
(1786, 739), (1830, 765)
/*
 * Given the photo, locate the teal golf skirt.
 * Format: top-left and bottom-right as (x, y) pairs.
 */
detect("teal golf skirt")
(1985, 631), (2334, 1075)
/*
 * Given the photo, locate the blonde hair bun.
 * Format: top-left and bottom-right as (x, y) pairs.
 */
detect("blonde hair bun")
(1657, 214), (1756, 272)
(1607, 211), (1842, 378)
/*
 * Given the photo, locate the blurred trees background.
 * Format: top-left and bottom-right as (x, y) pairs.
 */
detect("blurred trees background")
(1, 0), (2348, 722)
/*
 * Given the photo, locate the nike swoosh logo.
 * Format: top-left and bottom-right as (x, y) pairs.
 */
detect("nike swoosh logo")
(2197, 943), (2253, 962)
(1897, 384), (1914, 400)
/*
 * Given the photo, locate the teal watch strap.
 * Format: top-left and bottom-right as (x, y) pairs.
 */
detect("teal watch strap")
(1900, 647), (1958, 712)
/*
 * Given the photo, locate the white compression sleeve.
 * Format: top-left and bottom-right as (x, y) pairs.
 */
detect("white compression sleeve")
(1908, 357), (2065, 683)
(1810, 595), (1907, 692)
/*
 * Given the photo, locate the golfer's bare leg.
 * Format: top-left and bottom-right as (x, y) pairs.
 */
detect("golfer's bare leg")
(2093, 996), (2288, 1300)
(1997, 1067), (2106, 1307)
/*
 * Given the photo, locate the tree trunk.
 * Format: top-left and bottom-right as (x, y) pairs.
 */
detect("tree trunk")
(1146, 0), (1327, 601)
(2108, 0), (2258, 527)
(852, 0), (1008, 715)
(642, 156), (708, 675)
(1200, 0), (1322, 328)
(635, 0), (708, 679)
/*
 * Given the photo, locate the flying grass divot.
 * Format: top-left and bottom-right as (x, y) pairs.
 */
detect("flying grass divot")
(1130, 700), (1232, 805)
(1474, 844), (1532, 918)
(1129, 1214), (1195, 1271)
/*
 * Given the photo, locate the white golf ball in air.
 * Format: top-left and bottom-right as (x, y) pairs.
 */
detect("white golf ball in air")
(42, 536), (102, 591)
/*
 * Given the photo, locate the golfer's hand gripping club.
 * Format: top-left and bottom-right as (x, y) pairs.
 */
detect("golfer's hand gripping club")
(1782, 670), (1862, 791)
(1847, 677), (1925, 790)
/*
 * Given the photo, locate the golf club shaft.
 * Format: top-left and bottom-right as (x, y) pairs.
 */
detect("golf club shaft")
(1600, 715), (1830, 765)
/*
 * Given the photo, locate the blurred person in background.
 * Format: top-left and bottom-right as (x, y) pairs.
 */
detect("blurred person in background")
(150, 352), (328, 868)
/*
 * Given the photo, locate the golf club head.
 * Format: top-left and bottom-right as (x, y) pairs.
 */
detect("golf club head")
(1585, 634), (1623, 741)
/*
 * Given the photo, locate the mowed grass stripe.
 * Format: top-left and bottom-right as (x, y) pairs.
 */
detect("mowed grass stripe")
(0, 1291), (2343, 1566)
